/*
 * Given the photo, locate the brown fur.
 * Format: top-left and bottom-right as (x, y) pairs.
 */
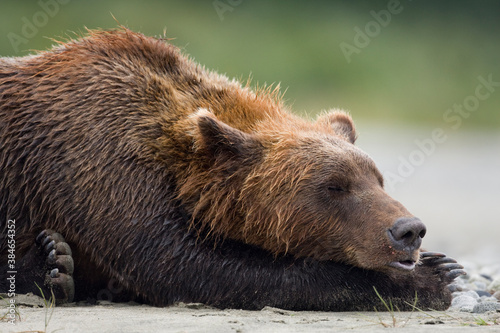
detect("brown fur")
(1, 28), (416, 272)
(0, 28), (463, 310)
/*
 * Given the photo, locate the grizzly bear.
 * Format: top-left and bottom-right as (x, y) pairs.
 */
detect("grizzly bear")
(0, 28), (464, 310)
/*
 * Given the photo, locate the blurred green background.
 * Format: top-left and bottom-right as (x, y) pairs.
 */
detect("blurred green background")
(1, 0), (499, 128)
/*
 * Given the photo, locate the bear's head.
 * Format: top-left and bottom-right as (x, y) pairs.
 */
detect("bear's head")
(179, 108), (426, 273)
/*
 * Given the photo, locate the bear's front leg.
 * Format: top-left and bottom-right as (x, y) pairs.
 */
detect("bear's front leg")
(1, 229), (75, 304)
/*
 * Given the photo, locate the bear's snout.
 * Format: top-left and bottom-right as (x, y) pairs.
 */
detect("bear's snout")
(388, 217), (426, 252)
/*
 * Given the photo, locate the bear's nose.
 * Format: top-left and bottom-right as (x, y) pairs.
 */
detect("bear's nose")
(388, 217), (426, 251)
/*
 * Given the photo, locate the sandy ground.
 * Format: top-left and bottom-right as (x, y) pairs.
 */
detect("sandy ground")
(2, 126), (499, 332)
(2, 299), (500, 333)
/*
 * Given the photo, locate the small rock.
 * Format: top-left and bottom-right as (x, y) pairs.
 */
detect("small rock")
(469, 273), (492, 286)
(424, 320), (444, 325)
(480, 274), (493, 281)
(493, 291), (500, 301)
(474, 282), (488, 291)
(472, 302), (500, 313)
(462, 290), (480, 299)
(448, 284), (463, 293)
(479, 295), (497, 302)
(477, 290), (492, 297)
(450, 295), (478, 312)
(488, 277), (500, 293)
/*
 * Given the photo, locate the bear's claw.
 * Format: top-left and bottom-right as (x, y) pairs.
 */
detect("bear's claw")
(420, 251), (446, 259)
(446, 269), (467, 280)
(419, 251), (466, 284)
(36, 229), (75, 303)
(435, 263), (464, 272)
(430, 257), (458, 265)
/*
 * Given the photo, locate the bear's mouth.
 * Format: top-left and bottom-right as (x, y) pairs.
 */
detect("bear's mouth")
(389, 260), (416, 271)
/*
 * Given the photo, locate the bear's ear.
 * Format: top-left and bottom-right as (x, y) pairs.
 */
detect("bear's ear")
(316, 110), (357, 144)
(193, 109), (262, 160)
